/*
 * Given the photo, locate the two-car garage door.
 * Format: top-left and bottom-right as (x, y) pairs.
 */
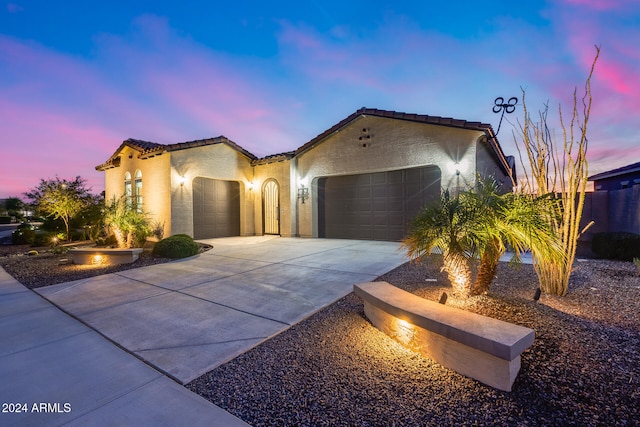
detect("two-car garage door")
(318, 166), (440, 241)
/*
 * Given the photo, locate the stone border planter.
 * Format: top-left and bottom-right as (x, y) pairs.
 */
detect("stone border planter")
(67, 248), (143, 265)
(354, 281), (535, 391)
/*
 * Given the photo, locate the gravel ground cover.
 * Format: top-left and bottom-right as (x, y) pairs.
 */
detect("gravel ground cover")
(0, 239), (209, 289)
(187, 257), (640, 427)
(2, 237), (638, 426)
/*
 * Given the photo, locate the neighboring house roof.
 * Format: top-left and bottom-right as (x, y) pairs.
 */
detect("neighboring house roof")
(294, 107), (513, 176)
(96, 136), (256, 171)
(588, 161), (640, 181)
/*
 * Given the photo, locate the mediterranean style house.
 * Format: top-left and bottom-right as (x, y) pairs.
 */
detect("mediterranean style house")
(96, 108), (515, 241)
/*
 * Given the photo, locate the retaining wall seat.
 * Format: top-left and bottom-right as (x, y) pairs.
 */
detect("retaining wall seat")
(67, 248), (143, 265)
(354, 281), (535, 391)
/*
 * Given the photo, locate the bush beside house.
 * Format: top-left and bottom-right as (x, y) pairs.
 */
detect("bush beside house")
(152, 235), (199, 259)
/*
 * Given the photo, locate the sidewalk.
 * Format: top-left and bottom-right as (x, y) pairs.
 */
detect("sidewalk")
(0, 268), (249, 427)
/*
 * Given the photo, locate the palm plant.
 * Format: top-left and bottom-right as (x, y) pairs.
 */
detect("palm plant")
(403, 178), (564, 297)
(466, 179), (564, 295)
(103, 195), (151, 248)
(402, 189), (479, 297)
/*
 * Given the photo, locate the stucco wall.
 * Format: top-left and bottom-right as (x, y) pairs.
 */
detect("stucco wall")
(103, 146), (172, 237)
(252, 159), (294, 237)
(169, 144), (254, 237)
(294, 116), (483, 237)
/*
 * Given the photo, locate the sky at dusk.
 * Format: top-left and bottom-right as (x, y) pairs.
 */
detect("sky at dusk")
(1, 0), (638, 199)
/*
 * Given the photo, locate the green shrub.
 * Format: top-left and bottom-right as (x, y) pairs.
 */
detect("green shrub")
(0, 216), (11, 224)
(172, 234), (194, 240)
(592, 232), (640, 261)
(152, 235), (199, 259)
(32, 231), (56, 247)
(12, 228), (35, 245)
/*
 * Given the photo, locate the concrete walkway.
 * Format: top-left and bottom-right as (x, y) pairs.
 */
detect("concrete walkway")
(1, 237), (405, 425)
(0, 269), (249, 426)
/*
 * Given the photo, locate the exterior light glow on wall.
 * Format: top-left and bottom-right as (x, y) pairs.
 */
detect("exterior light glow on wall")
(179, 176), (187, 187)
(391, 317), (416, 346)
(91, 255), (105, 265)
(448, 160), (468, 176)
(297, 184), (309, 204)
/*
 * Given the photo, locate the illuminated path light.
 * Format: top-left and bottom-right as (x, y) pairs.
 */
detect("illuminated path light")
(67, 248), (143, 265)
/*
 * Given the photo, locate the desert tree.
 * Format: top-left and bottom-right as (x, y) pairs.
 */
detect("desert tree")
(513, 45), (600, 296)
(24, 176), (93, 241)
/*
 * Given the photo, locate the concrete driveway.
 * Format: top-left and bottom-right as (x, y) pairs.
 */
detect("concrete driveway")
(36, 237), (406, 384)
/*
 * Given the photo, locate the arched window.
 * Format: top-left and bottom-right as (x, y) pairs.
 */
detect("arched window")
(134, 170), (143, 212)
(124, 172), (132, 207)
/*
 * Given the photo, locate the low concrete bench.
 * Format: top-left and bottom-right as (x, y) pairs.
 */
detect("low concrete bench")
(67, 248), (143, 266)
(354, 281), (535, 391)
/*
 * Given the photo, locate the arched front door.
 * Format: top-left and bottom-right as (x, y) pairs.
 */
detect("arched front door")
(263, 180), (280, 235)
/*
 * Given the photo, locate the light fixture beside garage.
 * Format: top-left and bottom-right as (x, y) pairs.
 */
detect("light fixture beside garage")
(297, 184), (309, 204)
(179, 176), (187, 187)
(449, 159), (468, 176)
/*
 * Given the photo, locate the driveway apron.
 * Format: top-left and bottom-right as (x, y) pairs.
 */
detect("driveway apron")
(35, 237), (406, 385)
(0, 268), (248, 427)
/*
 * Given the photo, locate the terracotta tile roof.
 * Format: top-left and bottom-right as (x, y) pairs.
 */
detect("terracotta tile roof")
(161, 136), (257, 160)
(294, 107), (512, 176)
(125, 138), (164, 152)
(95, 138), (163, 171)
(96, 107), (513, 178)
(589, 161), (640, 181)
(96, 136), (257, 170)
(251, 151), (295, 166)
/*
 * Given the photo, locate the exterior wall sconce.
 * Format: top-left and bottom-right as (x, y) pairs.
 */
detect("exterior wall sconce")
(449, 160), (468, 176)
(297, 184), (309, 204)
(179, 176), (186, 187)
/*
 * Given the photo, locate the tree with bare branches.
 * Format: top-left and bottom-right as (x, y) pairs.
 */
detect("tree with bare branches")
(513, 46), (600, 296)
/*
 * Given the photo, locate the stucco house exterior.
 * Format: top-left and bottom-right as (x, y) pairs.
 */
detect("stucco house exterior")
(96, 108), (515, 241)
(579, 161), (640, 245)
(589, 161), (640, 191)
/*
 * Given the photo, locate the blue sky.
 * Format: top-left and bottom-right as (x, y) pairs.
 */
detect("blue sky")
(1, 0), (638, 198)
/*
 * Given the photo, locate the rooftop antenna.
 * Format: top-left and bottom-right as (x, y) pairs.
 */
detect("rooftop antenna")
(492, 96), (518, 135)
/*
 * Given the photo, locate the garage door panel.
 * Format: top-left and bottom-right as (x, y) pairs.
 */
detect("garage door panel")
(319, 166), (441, 241)
(193, 177), (240, 239)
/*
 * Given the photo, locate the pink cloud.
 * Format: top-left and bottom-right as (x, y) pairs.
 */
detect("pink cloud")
(560, 0), (637, 11)
(1, 8), (638, 198)
(0, 99), (121, 198)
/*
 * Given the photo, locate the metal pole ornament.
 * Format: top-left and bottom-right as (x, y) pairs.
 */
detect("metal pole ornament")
(492, 96), (518, 135)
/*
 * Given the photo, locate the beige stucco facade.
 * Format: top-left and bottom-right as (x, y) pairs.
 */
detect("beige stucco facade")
(98, 108), (513, 241)
(169, 144), (255, 237)
(293, 115), (487, 237)
(102, 145), (172, 236)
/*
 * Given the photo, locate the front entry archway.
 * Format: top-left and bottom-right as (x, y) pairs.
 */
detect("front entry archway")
(263, 180), (280, 235)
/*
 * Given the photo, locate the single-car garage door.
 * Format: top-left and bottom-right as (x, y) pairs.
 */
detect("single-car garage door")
(193, 177), (240, 239)
(318, 166), (440, 241)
